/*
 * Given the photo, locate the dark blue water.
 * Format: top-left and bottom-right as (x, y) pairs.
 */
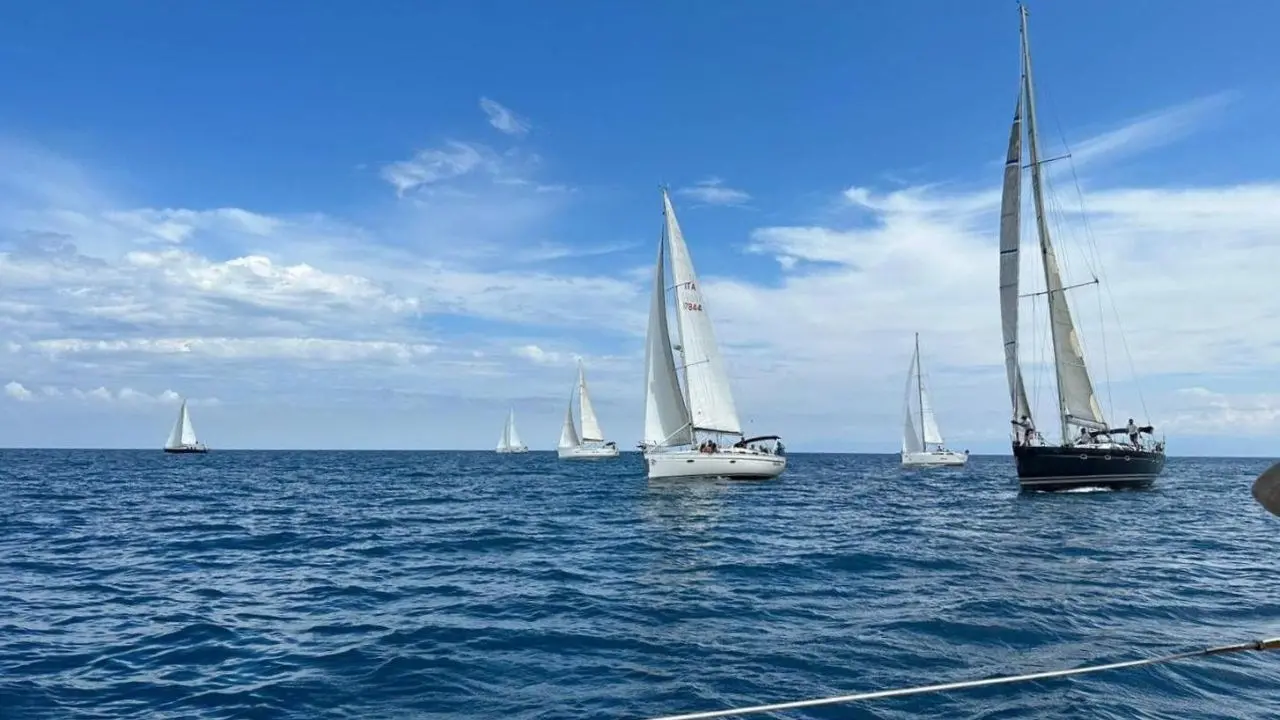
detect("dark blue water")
(2, 450), (1278, 719)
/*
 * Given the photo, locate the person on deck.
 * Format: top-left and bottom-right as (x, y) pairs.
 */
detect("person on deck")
(1077, 427), (1091, 445)
(1013, 416), (1035, 446)
(1127, 418), (1139, 447)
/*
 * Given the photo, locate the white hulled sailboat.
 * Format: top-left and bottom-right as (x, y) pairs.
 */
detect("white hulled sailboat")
(901, 333), (968, 468)
(163, 398), (208, 454)
(639, 189), (785, 480)
(495, 408), (529, 454)
(558, 360), (620, 460)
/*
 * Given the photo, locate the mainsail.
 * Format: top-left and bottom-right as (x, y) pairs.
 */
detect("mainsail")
(164, 400), (199, 449)
(1004, 6), (1108, 443)
(576, 362), (604, 442)
(902, 337), (945, 453)
(497, 409), (525, 451)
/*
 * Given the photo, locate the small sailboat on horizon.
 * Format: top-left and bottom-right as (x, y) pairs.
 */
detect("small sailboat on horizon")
(163, 398), (208, 454)
(998, 5), (1164, 491)
(495, 408), (529, 454)
(901, 333), (968, 468)
(638, 188), (785, 480)
(558, 361), (620, 460)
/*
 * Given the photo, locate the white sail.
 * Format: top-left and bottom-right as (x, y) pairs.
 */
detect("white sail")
(999, 94), (1033, 428)
(506, 409), (524, 449)
(576, 362), (604, 442)
(165, 400), (199, 449)
(558, 392), (580, 449)
(918, 376), (944, 446)
(901, 366), (923, 454)
(1020, 8), (1107, 436)
(661, 190), (742, 436)
(903, 339), (945, 451)
(642, 227), (693, 447)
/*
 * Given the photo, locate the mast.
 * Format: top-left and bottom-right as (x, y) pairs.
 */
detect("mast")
(1020, 4), (1068, 443)
(915, 333), (925, 450)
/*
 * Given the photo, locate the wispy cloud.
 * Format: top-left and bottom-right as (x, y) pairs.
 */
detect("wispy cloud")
(1060, 92), (1237, 168)
(479, 97), (530, 137)
(676, 177), (751, 207)
(379, 141), (493, 196)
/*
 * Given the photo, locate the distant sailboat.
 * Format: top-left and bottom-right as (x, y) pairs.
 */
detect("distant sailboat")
(163, 399), (208, 454)
(639, 189), (786, 480)
(901, 333), (968, 468)
(558, 361), (620, 460)
(999, 5), (1164, 490)
(495, 408), (529, 454)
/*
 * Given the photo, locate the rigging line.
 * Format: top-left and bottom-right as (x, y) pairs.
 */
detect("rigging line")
(643, 638), (1280, 720)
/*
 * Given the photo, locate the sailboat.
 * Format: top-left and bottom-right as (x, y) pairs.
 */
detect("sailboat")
(998, 4), (1165, 491)
(163, 398), (208, 454)
(557, 361), (620, 460)
(639, 189), (786, 480)
(901, 333), (968, 468)
(495, 408), (529, 454)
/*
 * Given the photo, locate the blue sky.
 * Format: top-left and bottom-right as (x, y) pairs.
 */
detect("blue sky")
(1, 1), (1278, 453)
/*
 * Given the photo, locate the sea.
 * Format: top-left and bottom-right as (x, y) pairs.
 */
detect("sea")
(2, 450), (1278, 719)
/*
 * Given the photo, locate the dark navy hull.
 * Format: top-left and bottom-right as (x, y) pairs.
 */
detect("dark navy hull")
(1013, 444), (1164, 491)
(164, 447), (209, 454)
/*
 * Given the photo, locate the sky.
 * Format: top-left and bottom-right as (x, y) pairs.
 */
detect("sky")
(1, 1), (1279, 454)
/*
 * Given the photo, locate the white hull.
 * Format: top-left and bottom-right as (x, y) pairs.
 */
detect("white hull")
(496, 446), (528, 454)
(558, 444), (620, 460)
(644, 448), (786, 480)
(902, 450), (968, 468)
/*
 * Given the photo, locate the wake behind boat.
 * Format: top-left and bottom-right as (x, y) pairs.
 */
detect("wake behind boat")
(901, 333), (967, 468)
(557, 360), (620, 460)
(163, 398), (208, 454)
(638, 189), (785, 481)
(998, 6), (1164, 491)
(495, 408), (529, 454)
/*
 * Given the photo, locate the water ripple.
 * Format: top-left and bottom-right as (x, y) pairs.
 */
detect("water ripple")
(2, 449), (1278, 718)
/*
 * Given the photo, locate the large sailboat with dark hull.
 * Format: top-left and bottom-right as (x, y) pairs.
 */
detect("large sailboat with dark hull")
(999, 5), (1165, 492)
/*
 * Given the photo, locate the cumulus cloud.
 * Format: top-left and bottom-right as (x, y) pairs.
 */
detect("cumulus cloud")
(4, 381), (32, 401)
(0, 91), (1276, 451)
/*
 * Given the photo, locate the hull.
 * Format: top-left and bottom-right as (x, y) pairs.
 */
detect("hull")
(902, 450), (968, 468)
(496, 446), (529, 454)
(558, 444), (620, 460)
(164, 446), (208, 454)
(1014, 443), (1165, 491)
(645, 448), (786, 480)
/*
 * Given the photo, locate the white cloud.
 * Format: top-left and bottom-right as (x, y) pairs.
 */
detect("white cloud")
(4, 381), (32, 401)
(676, 177), (751, 207)
(379, 141), (492, 196)
(1, 92), (1277, 451)
(16, 337), (438, 363)
(513, 344), (566, 365)
(1066, 92), (1236, 168)
(1160, 387), (1280, 435)
(479, 97), (530, 137)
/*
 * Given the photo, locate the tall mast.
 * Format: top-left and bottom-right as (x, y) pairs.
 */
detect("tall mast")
(915, 333), (926, 450)
(1019, 4), (1069, 443)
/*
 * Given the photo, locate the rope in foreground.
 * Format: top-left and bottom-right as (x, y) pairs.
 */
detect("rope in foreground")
(645, 638), (1280, 720)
